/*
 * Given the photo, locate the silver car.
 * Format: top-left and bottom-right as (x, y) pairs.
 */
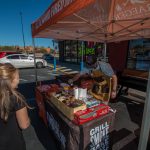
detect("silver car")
(0, 54), (47, 68)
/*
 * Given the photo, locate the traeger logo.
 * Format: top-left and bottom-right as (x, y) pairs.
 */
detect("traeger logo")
(34, 0), (75, 30)
(123, 0), (148, 6)
(89, 122), (109, 150)
(115, 0), (150, 20)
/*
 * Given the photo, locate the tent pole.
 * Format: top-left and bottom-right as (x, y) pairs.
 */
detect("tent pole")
(53, 57), (56, 71)
(32, 38), (38, 85)
(104, 42), (107, 62)
(53, 40), (56, 71)
(138, 69), (150, 150)
(80, 41), (84, 71)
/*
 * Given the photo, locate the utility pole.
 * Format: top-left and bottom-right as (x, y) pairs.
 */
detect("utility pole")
(20, 12), (26, 52)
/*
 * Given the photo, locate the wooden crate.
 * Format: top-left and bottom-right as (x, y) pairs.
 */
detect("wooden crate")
(46, 95), (86, 120)
(90, 75), (112, 103)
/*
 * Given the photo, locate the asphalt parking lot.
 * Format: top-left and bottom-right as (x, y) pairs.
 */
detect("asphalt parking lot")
(19, 63), (79, 83)
(19, 67), (57, 83)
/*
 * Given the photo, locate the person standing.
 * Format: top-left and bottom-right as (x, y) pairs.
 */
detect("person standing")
(0, 63), (30, 150)
(68, 55), (118, 99)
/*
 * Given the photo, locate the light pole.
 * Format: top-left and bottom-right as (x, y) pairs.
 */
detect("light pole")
(20, 12), (26, 51)
(52, 40), (56, 71)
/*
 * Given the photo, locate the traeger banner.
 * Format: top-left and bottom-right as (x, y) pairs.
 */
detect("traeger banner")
(80, 112), (115, 150)
(45, 100), (115, 150)
(33, 0), (76, 32)
(45, 100), (80, 150)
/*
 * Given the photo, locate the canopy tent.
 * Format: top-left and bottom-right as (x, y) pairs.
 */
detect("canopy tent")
(31, 0), (150, 149)
(32, 0), (150, 42)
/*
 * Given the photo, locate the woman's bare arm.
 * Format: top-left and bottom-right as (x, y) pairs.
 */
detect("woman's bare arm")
(111, 74), (118, 99)
(16, 107), (30, 129)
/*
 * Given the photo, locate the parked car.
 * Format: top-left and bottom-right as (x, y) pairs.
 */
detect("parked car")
(0, 51), (22, 58)
(42, 54), (54, 63)
(0, 54), (47, 68)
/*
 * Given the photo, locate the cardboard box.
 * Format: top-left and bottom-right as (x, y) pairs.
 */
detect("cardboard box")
(46, 95), (86, 120)
(90, 75), (112, 103)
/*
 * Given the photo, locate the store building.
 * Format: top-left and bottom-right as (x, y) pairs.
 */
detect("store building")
(58, 39), (150, 72)
(127, 39), (150, 71)
(58, 40), (104, 64)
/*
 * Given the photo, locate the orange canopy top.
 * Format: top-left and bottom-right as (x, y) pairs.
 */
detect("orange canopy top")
(32, 0), (150, 42)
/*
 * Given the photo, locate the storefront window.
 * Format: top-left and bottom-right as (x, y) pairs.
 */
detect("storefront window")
(78, 41), (96, 63)
(64, 41), (71, 62)
(63, 40), (78, 63)
(70, 41), (78, 63)
(59, 40), (105, 64)
(77, 41), (82, 63)
(127, 39), (150, 71)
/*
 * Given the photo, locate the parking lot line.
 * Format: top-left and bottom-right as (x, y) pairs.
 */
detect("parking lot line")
(60, 69), (72, 72)
(65, 71), (79, 74)
(55, 67), (67, 71)
(48, 65), (67, 70)
(57, 66), (67, 70)
(20, 79), (28, 82)
(37, 76), (47, 79)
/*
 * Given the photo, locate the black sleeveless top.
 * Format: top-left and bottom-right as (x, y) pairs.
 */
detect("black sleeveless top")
(0, 95), (26, 150)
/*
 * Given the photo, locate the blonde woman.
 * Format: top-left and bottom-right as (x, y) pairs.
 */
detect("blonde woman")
(0, 63), (30, 150)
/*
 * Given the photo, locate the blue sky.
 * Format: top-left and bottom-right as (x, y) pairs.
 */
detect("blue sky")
(0, 0), (55, 48)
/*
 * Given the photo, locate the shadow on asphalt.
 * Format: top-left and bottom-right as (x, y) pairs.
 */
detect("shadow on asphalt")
(18, 81), (59, 150)
(27, 99), (58, 150)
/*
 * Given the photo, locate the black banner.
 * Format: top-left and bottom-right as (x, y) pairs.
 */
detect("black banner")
(45, 100), (115, 150)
